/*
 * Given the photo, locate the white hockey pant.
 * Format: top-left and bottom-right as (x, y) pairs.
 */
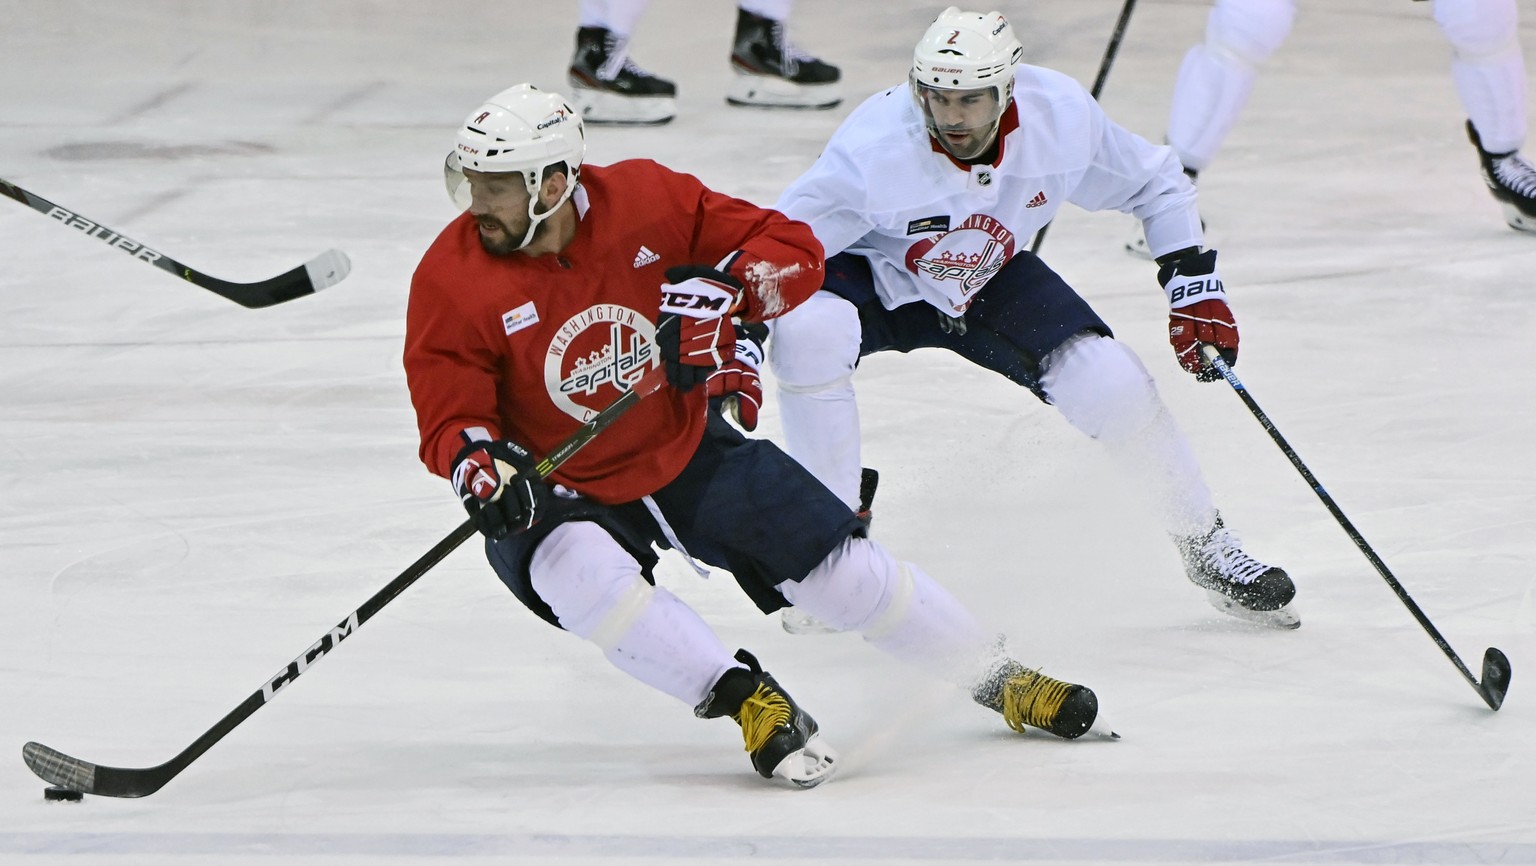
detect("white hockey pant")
(1166, 0), (1295, 170)
(770, 290), (866, 510)
(1435, 0), (1527, 153)
(1040, 333), (1218, 539)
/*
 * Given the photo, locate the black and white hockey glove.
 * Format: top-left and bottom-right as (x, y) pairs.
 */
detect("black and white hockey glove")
(451, 439), (548, 540)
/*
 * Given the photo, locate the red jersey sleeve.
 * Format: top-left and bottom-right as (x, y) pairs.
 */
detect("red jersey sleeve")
(404, 227), (507, 479)
(658, 171), (825, 322)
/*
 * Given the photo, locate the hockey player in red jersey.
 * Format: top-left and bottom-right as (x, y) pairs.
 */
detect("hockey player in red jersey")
(403, 84), (1113, 788)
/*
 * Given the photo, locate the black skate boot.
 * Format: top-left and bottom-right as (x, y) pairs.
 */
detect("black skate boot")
(568, 26), (677, 125)
(1177, 516), (1298, 628)
(727, 9), (841, 110)
(694, 649), (837, 787)
(1467, 120), (1536, 233)
(973, 658), (1113, 740)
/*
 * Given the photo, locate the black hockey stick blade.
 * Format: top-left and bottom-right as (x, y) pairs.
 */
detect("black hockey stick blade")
(1479, 647), (1511, 711)
(0, 176), (349, 308)
(21, 365), (669, 797)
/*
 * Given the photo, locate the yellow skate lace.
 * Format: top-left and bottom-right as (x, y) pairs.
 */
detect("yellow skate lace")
(1002, 668), (1072, 734)
(732, 683), (792, 753)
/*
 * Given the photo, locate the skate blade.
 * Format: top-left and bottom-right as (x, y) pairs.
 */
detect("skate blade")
(1084, 716), (1121, 741)
(1204, 590), (1301, 629)
(780, 608), (843, 635)
(567, 87), (675, 125)
(1501, 203), (1536, 233)
(771, 736), (839, 788)
(726, 73), (841, 110)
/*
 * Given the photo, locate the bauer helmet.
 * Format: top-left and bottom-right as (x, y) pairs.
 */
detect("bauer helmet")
(909, 8), (1023, 156)
(442, 84), (586, 248)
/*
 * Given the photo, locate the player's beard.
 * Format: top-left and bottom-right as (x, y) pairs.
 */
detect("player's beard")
(476, 213), (535, 256)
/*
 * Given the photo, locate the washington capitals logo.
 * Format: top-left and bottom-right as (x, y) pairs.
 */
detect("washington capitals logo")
(904, 213), (1016, 308)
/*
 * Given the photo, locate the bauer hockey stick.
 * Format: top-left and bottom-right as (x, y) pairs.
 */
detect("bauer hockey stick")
(0, 176), (349, 308)
(22, 364), (670, 798)
(1029, 0), (1139, 254)
(1198, 344), (1511, 710)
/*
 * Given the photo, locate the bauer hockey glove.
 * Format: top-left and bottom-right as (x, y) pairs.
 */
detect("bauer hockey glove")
(706, 322), (766, 431)
(451, 439), (549, 540)
(657, 264), (744, 391)
(1158, 248), (1237, 381)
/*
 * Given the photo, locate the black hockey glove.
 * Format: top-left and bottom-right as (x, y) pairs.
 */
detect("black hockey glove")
(451, 439), (549, 540)
(657, 265), (744, 391)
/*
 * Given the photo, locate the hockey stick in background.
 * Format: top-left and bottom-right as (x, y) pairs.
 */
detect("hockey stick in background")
(0, 176), (349, 308)
(1029, 0), (1140, 255)
(22, 364), (670, 798)
(1198, 344), (1511, 711)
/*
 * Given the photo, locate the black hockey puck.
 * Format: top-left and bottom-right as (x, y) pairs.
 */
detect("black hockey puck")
(43, 785), (84, 802)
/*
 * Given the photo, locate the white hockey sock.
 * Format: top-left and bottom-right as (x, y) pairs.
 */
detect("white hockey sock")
(780, 538), (996, 682)
(577, 0), (649, 36)
(1042, 334), (1217, 539)
(530, 522), (736, 707)
(1436, 0), (1528, 153)
(770, 292), (865, 509)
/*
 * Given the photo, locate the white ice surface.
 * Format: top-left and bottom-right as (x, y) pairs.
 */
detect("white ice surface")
(2, 1), (1534, 863)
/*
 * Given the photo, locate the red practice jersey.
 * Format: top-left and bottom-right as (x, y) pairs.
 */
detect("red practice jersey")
(404, 159), (824, 504)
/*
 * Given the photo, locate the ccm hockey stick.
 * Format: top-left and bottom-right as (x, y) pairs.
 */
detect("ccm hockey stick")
(0, 176), (349, 308)
(22, 365), (670, 798)
(1029, 0), (1139, 254)
(1199, 344), (1511, 710)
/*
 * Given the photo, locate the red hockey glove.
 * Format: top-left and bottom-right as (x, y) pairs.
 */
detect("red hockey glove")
(657, 265), (744, 391)
(451, 439), (548, 540)
(1158, 248), (1237, 381)
(706, 323), (765, 430)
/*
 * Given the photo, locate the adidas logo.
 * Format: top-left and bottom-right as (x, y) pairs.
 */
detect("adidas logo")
(1025, 191), (1047, 208)
(633, 245), (660, 268)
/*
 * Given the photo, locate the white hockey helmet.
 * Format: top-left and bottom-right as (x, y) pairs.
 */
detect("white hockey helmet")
(442, 84), (585, 247)
(911, 7), (1023, 92)
(909, 7), (1023, 143)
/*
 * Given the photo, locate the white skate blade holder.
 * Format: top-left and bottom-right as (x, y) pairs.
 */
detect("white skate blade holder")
(771, 736), (839, 788)
(1206, 590), (1301, 630)
(568, 87), (675, 126)
(726, 72), (840, 110)
(1500, 203), (1536, 233)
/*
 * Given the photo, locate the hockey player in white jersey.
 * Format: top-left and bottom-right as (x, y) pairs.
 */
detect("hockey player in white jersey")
(1130, 0), (1536, 253)
(768, 7), (1299, 629)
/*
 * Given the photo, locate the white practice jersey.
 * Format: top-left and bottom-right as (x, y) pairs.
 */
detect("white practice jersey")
(776, 65), (1203, 314)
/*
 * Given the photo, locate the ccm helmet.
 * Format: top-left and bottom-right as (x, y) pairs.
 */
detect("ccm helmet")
(443, 84), (586, 248)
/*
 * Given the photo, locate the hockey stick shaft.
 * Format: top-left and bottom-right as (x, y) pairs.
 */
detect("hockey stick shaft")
(22, 364), (670, 797)
(0, 176), (349, 308)
(1030, 0), (1139, 254)
(1199, 345), (1510, 710)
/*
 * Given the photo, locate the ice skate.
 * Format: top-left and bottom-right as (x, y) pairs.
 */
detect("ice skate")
(1467, 121), (1536, 234)
(695, 650), (838, 787)
(1177, 516), (1299, 629)
(727, 9), (841, 110)
(567, 27), (677, 126)
(973, 659), (1117, 740)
